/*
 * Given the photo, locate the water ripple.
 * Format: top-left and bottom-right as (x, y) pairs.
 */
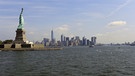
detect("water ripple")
(1, 46), (135, 76)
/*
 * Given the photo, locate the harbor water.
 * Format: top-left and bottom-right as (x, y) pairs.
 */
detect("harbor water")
(1, 46), (135, 76)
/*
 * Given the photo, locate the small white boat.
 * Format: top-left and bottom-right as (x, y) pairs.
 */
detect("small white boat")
(89, 45), (94, 47)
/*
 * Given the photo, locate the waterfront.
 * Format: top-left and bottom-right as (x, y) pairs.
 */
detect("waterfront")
(1, 46), (135, 76)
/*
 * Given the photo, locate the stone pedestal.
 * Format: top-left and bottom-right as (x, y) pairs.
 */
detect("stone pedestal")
(11, 44), (33, 48)
(13, 29), (27, 44)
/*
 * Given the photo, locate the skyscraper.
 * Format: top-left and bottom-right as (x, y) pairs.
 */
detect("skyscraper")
(51, 30), (53, 42)
(43, 38), (49, 46)
(50, 29), (56, 46)
(66, 37), (70, 46)
(82, 36), (87, 46)
(61, 34), (64, 42)
(91, 37), (96, 45)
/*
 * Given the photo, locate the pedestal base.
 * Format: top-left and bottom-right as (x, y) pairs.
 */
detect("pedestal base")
(13, 29), (27, 44)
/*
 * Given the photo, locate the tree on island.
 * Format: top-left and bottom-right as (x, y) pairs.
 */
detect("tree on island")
(0, 40), (2, 45)
(2, 40), (13, 44)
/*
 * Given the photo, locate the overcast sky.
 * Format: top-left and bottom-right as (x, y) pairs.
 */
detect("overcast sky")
(0, 0), (135, 44)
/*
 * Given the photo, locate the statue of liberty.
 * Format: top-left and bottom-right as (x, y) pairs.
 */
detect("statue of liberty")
(17, 8), (24, 29)
(13, 8), (27, 44)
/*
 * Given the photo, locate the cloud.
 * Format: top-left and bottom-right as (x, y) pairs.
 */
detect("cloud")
(76, 22), (83, 26)
(107, 0), (132, 17)
(54, 24), (71, 39)
(107, 21), (127, 28)
(95, 33), (103, 37)
(55, 24), (69, 33)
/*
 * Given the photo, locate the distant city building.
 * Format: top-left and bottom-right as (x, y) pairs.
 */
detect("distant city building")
(74, 36), (80, 46)
(64, 36), (66, 42)
(91, 37), (96, 45)
(87, 39), (90, 46)
(80, 40), (83, 46)
(66, 37), (70, 46)
(42, 31), (97, 47)
(50, 29), (55, 46)
(82, 36), (87, 46)
(57, 41), (61, 46)
(75, 36), (80, 40)
(51, 30), (54, 42)
(70, 37), (74, 46)
(61, 34), (64, 46)
(35, 41), (41, 44)
(61, 34), (64, 42)
(43, 38), (50, 46)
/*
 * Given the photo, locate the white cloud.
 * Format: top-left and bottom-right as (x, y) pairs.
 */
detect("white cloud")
(95, 33), (103, 37)
(55, 24), (69, 33)
(76, 22), (83, 26)
(107, 21), (127, 28)
(54, 24), (71, 40)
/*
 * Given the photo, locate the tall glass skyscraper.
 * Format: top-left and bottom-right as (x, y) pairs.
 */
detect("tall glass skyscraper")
(51, 30), (53, 42)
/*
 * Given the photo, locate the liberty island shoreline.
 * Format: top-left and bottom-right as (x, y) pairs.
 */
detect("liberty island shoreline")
(0, 47), (62, 51)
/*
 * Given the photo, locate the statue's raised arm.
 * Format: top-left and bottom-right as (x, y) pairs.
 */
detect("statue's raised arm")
(20, 8), (23, 15)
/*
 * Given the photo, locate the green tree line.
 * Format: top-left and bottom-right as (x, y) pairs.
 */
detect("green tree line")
(0, 40), (13, 45)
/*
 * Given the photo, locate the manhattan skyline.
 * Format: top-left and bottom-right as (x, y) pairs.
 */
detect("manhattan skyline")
(0, 0), (135, 44)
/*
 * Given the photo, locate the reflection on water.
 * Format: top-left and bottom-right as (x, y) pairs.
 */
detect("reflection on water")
(1, 46), (135, 76)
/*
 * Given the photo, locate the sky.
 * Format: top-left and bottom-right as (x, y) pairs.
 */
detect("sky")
(0, 0), (135, 44)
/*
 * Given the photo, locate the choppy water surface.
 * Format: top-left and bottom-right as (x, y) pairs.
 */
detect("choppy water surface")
(1, 46), (135, 76)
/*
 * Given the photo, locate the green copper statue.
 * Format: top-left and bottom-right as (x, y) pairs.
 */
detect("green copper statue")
(17, 8), (24, 29)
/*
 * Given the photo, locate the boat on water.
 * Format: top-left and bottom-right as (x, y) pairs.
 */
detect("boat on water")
(89, 45), (94, 47)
